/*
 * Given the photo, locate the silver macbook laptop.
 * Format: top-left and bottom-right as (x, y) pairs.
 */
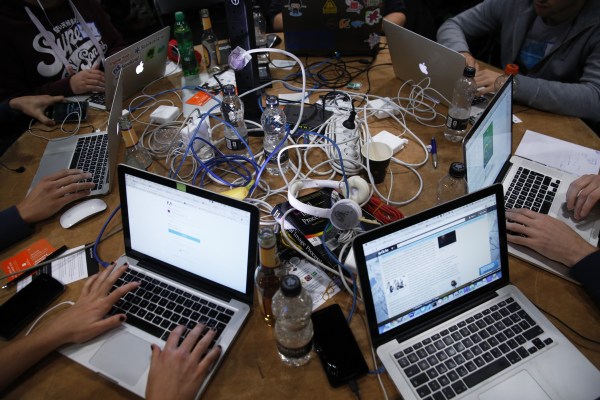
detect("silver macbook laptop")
(85, 26), (169, 110)
(60, 164), (259, 398)
(28, 69), (124, 196)
(463, 76), (600, 283)
(352, 184), (600, 400)
(383, 19), (466, 106)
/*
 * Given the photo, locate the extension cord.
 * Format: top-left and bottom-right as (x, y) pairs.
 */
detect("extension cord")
(330, 115), (361, 171)
(368, 97), (400, 119)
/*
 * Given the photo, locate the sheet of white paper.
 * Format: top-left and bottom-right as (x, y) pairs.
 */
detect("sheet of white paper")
(285, 256), (340, 310)
(17, 246), (90, 291)
(515, 130), (600, 176)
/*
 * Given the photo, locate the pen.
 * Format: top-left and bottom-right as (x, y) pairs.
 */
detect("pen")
(431, 137), (438, 169)
(2, 245), (68, 289)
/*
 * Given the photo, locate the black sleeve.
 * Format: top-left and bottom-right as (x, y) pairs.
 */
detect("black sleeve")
(0, 206), (35, 252)
(569, 250), (600, 309)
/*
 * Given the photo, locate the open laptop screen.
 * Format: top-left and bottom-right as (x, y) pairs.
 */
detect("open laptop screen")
(463, 77), (513, 192)
(358, 190), (504, 336)
(119, 167), (257, 299)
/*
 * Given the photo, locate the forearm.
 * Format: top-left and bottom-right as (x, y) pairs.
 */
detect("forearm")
(515, 76), (600, 121)
(0, 330), (66, 392)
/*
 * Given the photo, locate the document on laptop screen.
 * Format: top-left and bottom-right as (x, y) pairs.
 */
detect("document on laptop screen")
(124, 175), (252, 293)
(361, 195), (503, 334)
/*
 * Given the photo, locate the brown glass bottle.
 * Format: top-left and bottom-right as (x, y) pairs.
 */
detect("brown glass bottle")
(255, 226), (285, 326)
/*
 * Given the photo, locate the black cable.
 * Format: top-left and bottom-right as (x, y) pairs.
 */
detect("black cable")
(535, 303), (600, 346)
(0, 161), (25, 173)
(348, 380), (361, 400)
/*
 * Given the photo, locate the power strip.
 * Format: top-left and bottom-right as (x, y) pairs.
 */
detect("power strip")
(328, 115), (361, 172)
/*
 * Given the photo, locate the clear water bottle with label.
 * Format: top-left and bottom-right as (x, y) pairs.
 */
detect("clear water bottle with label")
(437, 162), (467, 204)
(272, 275), (313, 366)
(220, 84), (249, 156)
(261, 95), (289, 175)
(443, 66), (477, 142)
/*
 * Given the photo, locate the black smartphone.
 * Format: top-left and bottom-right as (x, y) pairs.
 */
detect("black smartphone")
(0, 274), (65, 340)
(47, 101), (88, 122)
(311, 303), (369, 387)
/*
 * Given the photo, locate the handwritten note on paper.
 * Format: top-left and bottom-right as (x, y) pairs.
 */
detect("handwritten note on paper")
(515, 130), (600, 176)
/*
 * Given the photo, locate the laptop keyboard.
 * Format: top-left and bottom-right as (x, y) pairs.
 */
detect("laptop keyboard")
(108, 269), (234, 348)
(68, 134), (108, 191)
(88, 92), (106, 107)
(394, 297), (553, 399)
(504, 167), (560, 214)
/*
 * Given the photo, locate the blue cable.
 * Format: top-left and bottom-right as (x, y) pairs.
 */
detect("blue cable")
(321, 222), (358, 324)
(368, 366), (386, 375)
(93, 204), (121, 268)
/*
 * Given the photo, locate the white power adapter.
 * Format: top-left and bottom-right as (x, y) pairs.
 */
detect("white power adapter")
(372, 130), (408, 154)
(368, 97), (400, 119)
(150, 105), (180, 124)
(180, 116), (210, 153)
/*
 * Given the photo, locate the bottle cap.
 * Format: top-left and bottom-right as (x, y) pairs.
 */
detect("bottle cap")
(505, 64), (519, 75)
(201, 9), (209, 18)
(449, 162), (466, 178)
(265, 95), (279, 107)
(463, 66), (476, 78)
(223, 84), (236, 95)
(280, 275), (301, 297)
(175, 11), (185, 21)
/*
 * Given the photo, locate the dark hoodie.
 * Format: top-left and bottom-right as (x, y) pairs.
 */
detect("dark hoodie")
(0, 0), (126, 101)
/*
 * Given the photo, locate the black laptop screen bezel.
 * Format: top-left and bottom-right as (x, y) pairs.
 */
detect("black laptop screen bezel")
(353, 184), (509, 348)
(117, 164), (259, 305)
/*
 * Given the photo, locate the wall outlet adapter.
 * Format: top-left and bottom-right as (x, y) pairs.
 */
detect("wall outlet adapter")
(150, 105), (180, 124)
(368, 97), (400, 119)
(372, 130), (408, 154)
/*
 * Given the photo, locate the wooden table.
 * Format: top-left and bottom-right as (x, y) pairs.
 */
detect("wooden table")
(1, 41), (599, 400)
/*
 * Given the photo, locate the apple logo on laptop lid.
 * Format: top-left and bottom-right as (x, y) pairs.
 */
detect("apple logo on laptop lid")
(419, 62), (429, 75)
(135, 61), (144, 75)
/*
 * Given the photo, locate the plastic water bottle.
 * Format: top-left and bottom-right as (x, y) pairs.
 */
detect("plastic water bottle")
(272, 275), (313, 366)
(494, 63), (519, 93)
(174, 11), (200, 88)
(220, 84), (249, 155)
(437, 162), (468, 204)
(443, 66), (477, 142)
(253, 5), (267, 48)
(261, 95), (289, 175)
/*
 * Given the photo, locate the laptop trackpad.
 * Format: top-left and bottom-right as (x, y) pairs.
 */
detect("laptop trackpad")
(90, 331), (150, 386)
(479, 370), (551, 400)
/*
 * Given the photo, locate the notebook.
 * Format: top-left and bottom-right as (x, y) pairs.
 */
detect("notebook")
(281, 0), (383, 56)
(60, 164), (259, 398)
(81, 26), (170, 110)
(352, 184), (600, 400)
(28, 69), (124, 196)
(383, 19), (466, 106)
(462, 76), (600, 283)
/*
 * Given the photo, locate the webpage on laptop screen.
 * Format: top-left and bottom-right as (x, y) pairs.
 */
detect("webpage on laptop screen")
(464, 86), (512, 193)
(362, 195), (502, 335)
(124, 175), (251, 293)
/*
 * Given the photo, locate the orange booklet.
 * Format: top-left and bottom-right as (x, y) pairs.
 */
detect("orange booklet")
(0, 239), (56, 283)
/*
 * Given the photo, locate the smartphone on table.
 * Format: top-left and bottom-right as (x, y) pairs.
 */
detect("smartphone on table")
(46, 101), (88, 122)
(311, 303), (369, 387)
(0, 274), (65, 340)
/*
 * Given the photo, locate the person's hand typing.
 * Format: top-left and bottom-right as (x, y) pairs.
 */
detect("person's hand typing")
(506, 208), (597, 267)
(146, 324), (222, 400)
(474, 68), (503, 94)
(68, 64), (105, 94)
(566, 174), (600, 220)
(43, 263), (139, 344)
(8, 95), (64, 126)
(16, 169), (95, 224)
